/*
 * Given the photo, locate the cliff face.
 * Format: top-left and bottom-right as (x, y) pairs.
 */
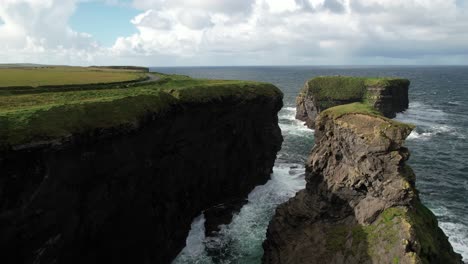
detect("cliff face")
(263, 105), (462, 264)
(0, 93), (283, 264)
(296, 77), (409, 128)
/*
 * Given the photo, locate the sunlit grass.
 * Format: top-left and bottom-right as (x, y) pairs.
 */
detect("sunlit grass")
(0, 71), (282, 148)
(0, 67), (145, 87)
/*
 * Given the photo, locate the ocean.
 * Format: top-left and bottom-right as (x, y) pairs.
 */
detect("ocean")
(150, 66), (468, 263)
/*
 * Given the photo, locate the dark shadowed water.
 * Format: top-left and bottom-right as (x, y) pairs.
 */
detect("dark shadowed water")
(150, 66), (468, 263)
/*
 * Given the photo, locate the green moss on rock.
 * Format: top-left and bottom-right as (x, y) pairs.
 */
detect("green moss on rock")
(407, 200), (462, 264)
(324, 204), (462, 264)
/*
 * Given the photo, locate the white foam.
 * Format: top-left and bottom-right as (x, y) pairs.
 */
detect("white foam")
(406, 131), (433, 141)
(173, 214), (212, 263)
(427, 205), (468, 262)
(447, 101), (462, 106)
(439, 221), (468, 262)
(396, 102), (465, 140)
(278, 110), (297, 122)
(278, 107), (314, 137)
(173, 165), (306, 263)
(282, 107), (296, 112)
(279, 122), (313, 137)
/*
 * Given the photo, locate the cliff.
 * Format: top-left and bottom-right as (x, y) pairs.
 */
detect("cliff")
(296, 77), (409, 128)
(0, 75), (283, 263)
(263, 103), (462, 264)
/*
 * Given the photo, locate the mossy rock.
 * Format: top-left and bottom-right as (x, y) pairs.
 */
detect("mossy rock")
(324, 202), (462, 263)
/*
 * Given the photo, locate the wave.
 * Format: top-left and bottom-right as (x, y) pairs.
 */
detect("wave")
(278, 107), (314, 137)
(447, 101), (462, 106)
(428, 205), (468, 262)
(173, 215), (211, 263)
(396, 102), (465, 141)
(173, 164), (306, 263)
(406, 124), (463, 141)
(439, 221), (468, 262)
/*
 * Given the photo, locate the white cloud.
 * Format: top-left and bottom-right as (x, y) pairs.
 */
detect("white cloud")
(0, 0), (468, 65)
(107, 0), (468, 65)
(0, 0), (103, 64)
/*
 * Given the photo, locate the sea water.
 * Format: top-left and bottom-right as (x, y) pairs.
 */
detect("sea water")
(151, 66), (468, 263)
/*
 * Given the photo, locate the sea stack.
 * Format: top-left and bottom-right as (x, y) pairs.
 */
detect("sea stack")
(296, 76), (409, 128)
(263, 78), (462, 264)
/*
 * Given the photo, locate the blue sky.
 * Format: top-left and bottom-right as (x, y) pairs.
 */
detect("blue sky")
(70, 1), (139, 46)
(0, 0), (467, 66)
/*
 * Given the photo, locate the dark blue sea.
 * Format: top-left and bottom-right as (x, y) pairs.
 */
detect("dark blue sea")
(150, 66), (468, 263)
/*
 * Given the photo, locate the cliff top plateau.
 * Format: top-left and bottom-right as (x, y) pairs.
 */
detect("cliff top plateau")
(296, 76), (409, 128)
(0, 68), (281, 150)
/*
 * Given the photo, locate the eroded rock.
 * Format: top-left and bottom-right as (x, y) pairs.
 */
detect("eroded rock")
(263, 106), (462, 264)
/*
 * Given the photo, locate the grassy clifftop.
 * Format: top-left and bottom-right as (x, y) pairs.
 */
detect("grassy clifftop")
(298, 76), (409, 113)
(0, 69), (282, 149)
(0, 66), (147, 87)
(303, 76), (409, 101)
(320, 102), (414, 130)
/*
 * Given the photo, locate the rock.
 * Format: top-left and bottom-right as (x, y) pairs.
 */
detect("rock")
(296, 77), (410, 128)
(203, 198), (247, 236)
(263, 105), (463, 264)
(0, 93), (283, 264)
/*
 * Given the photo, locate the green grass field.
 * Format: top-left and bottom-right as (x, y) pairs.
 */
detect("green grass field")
(0, 69), (281, 148)
(0, 67), (146, 87)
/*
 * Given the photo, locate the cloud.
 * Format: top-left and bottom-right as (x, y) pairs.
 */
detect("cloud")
(0, 0), (103, 64)
(1, 0), (468, 65)
(107, 0), (468, 65)
(132, 0), (254, 15)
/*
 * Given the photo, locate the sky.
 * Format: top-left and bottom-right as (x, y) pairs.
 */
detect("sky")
(0, 0), (467, 66)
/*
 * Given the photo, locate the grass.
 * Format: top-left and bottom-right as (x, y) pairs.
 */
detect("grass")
(312, 76), (414, 132)
(320, 102), (381, 118)
(320, 103), (415, 137)
(0, 66), (146, 87)
(305, 76), (409, 101)
(306, 76), (367, 101)
(0, 71), (282, 149)
(301, 76), (410, 110)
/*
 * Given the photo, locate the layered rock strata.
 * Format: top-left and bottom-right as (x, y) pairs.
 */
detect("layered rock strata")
(263, 105), (462, 264)
(0, 90), (283, 264)
(296, 77), (409, 128)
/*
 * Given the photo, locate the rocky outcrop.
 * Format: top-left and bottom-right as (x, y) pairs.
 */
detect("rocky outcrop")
(263, 105), (462, 264)
(296, 77), (409, 128)
(0, 91), (283, 264)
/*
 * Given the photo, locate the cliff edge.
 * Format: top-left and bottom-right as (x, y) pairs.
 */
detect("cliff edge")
(296, 76), (409, 128)
(0, 74), (283, 263)
(263, 103), (462, 264)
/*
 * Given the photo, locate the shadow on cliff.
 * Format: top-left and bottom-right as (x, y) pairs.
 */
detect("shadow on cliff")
(320, 194), (373, 263)
(306, 172), (374, 264)
(263, 173), (373, 264)
(0, 95), (283, 264)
